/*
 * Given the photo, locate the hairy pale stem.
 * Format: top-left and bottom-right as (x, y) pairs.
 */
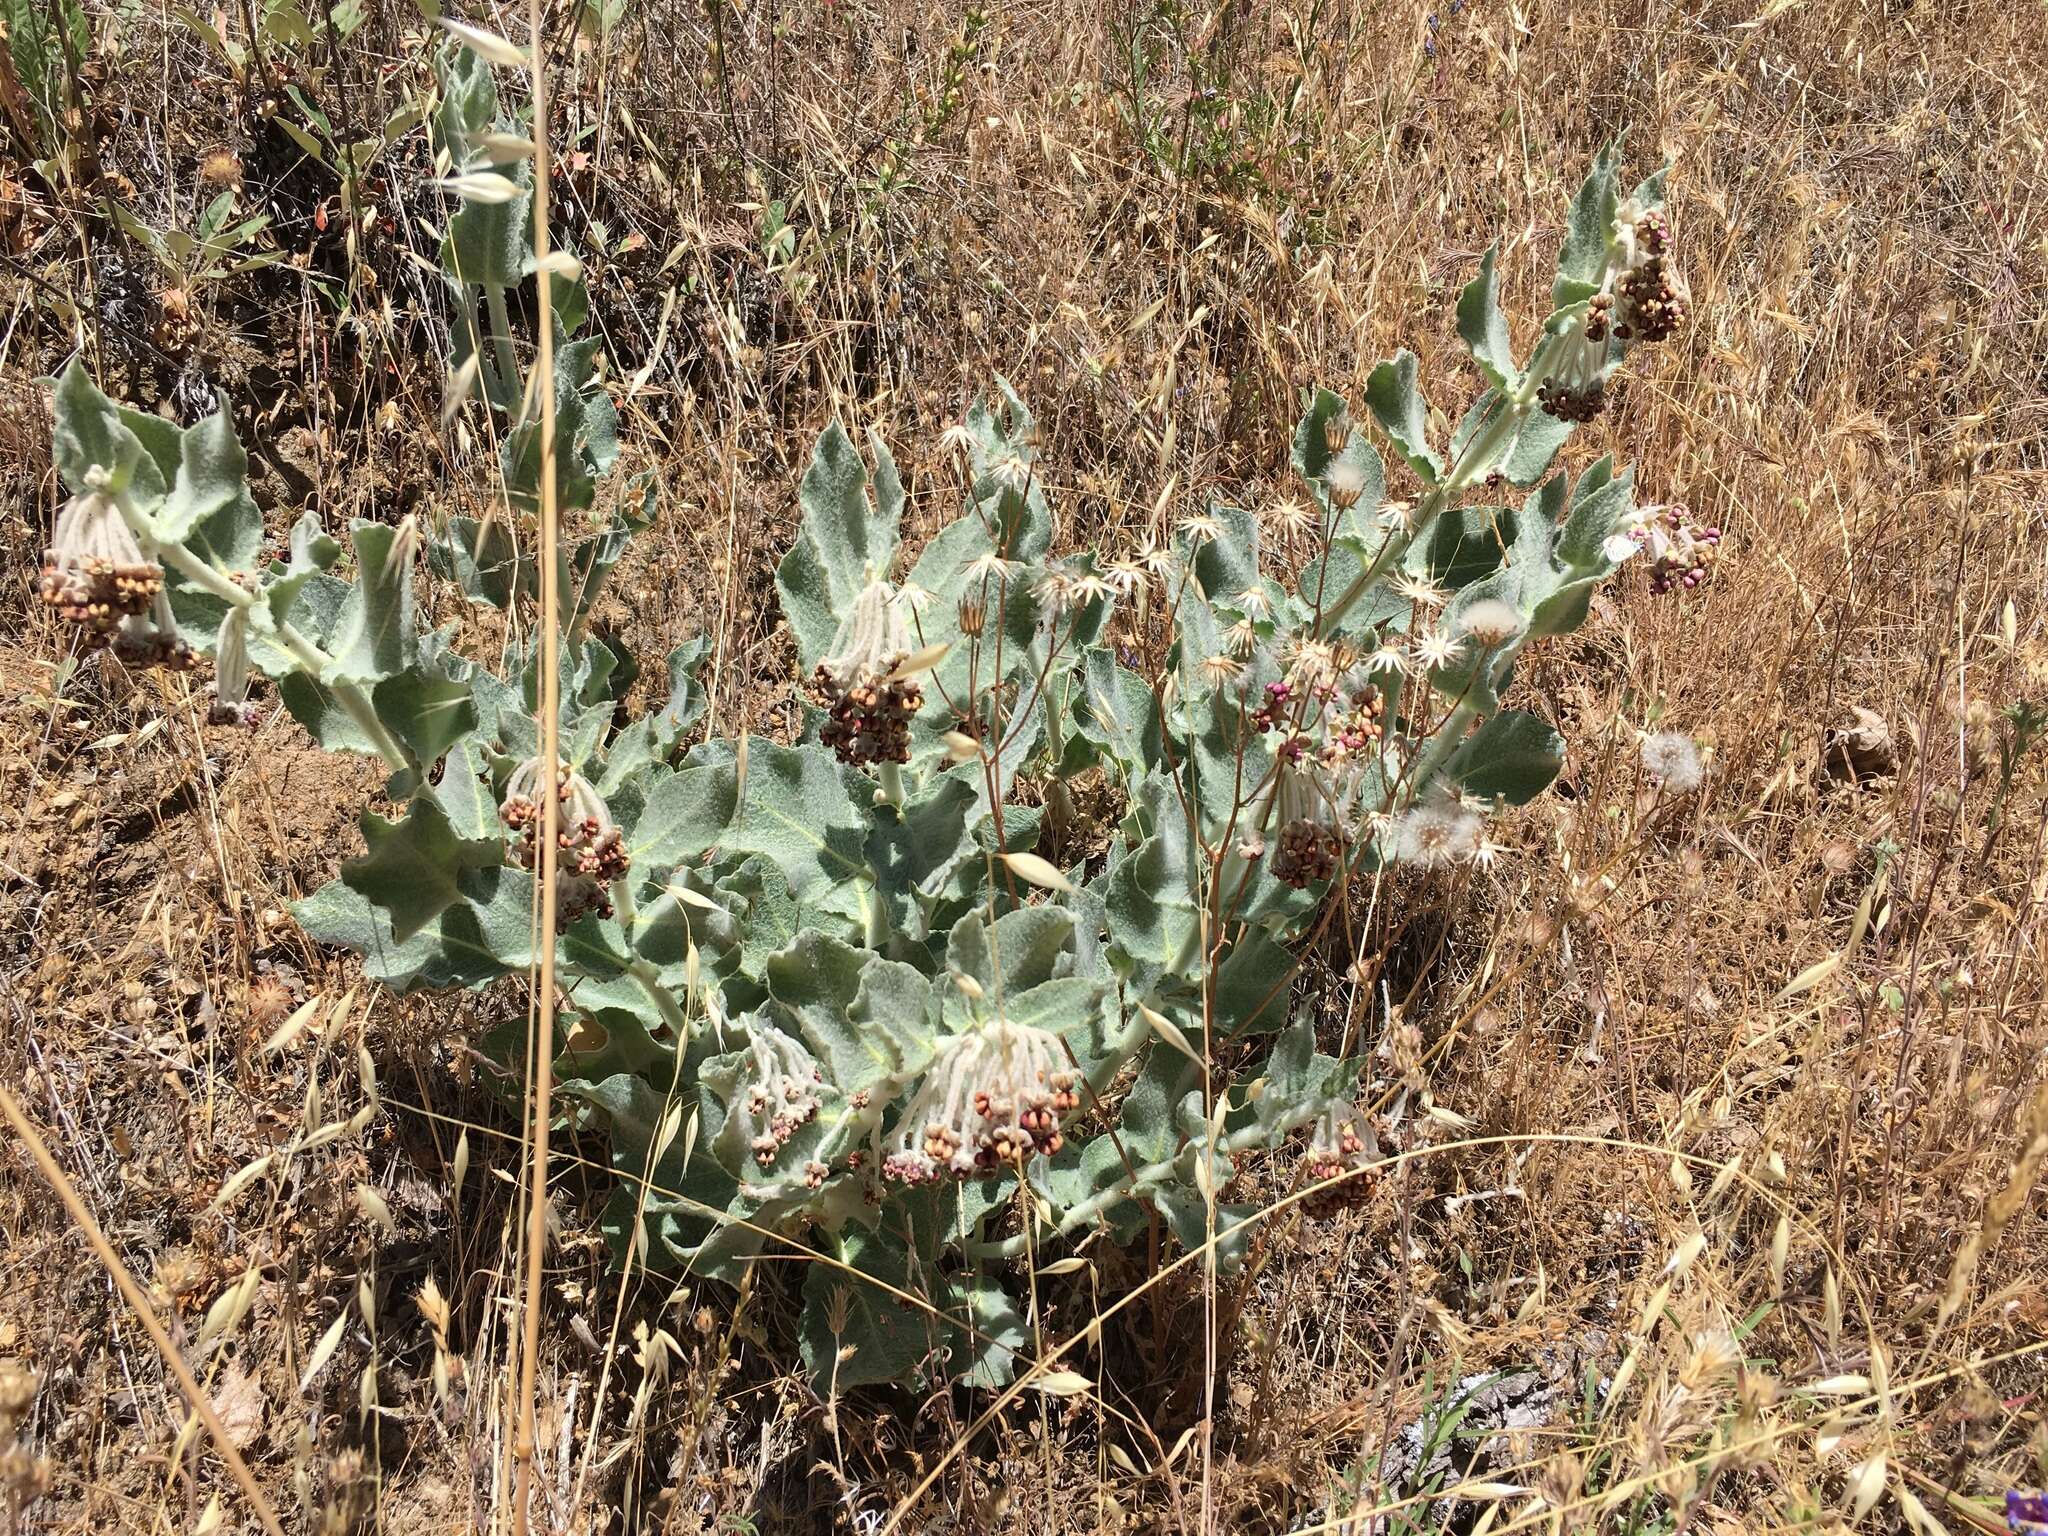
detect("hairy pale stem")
(152, 536), (418, 776)
(1317, 332), (1563, 640)
(963, 1090), (1326, 1261)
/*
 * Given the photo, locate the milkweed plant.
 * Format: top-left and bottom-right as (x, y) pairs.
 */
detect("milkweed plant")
(34, 37), (1707, 1389)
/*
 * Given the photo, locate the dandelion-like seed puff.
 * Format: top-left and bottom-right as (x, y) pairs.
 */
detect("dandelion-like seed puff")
(1640, 731), (1704, 793)
(1390, 800), (1484, 868)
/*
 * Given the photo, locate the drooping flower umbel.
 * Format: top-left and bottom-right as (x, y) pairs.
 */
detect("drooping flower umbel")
(1301, 1100), (1379, 1215)
(728, 1021), (824, 1169)
(1251, 643), (1385, 889)
(499, 757), (631, 926)
(805, 578), (923, 767)
(881, 1019), (1080, 1185)
(1605, 503), (1722, 594)
(1537, 199), (1689, 423)
(39, 476), (194, 669)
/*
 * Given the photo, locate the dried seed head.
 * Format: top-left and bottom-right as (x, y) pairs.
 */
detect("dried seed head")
(1454, 597), (1524, 650)
(1324, 458), (1369, 510)
(1641, 731), (1704, 793)
(1390, 801), (1484, 868)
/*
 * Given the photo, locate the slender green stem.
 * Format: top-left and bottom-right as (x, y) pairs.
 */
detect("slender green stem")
(625, 958), (690, 1038)
(486, 283), (522, 416)
(1317, 330), (1568, 640)
(153, 538), (416, 775)
(877, 761), (905, 808)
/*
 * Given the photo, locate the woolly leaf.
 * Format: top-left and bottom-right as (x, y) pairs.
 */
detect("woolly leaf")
(1448, 709), (1564, 805)
(341, 797), (499, 942)
(1364, 349), (1443, 484)
(1456, 243), (1519, 390)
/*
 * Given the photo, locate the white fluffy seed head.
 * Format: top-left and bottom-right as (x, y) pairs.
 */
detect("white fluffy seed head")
(1641, 731), (1704, 792)
(1456, 598), (1524, 649)
(1391, 802), (1484, 867)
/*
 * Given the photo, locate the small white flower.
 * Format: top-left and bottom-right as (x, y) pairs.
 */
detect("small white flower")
(1390, 570), (1448, 609)
(1103, 557), (1146, 596)
(1137, 537), (1179, 580)
(1179, 510), (1226, 545)
(1377, 500), (1417, 532)
(1410, 628), (1467, 671)
(964, 551), (1022, 589)
(1224, 617), (1260, 657)
(1641, 731), (1704, 793)
(1363, 643), (1411, 677)
(1267, 498), (1316, 537)
(1033, 565), (1076, 614)
(1233, 586), (1273, 621)
(1198, 652), (1244, 688)
(990, 452), (1035, 491)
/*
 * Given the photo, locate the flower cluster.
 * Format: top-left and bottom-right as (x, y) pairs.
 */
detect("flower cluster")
(1252, 651), (1389, 889)
(499, 757), (630, 927)
(805, 579), (923, 767)
(1614, 207), (1686, 344)
(1538, 200), (1688, 423)
(1301, 1101), (1378, 1216)
(38, 482), (194, 669)
(1606, 503), (1722, 594)
(728, 1022), (824, 1169)
(881, 1019), (1080, 1185)
(207, 607), (258, 726)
